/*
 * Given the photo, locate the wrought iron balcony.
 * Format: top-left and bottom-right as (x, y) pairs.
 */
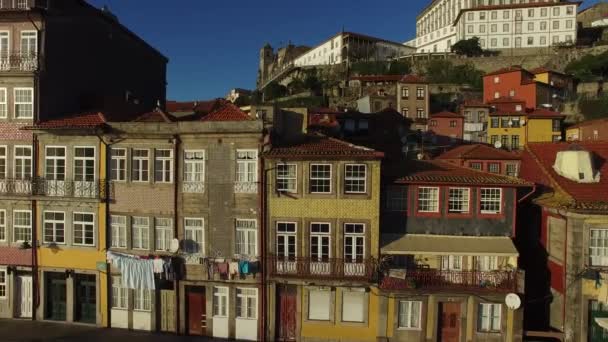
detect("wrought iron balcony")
(234, 181), (257, 194)
(379, 269), (517, 293)
(268, 255), (376, 282)
(0, 0), (44, 10)
(0, 53), (39, 72)
(0, 178), (110, 199)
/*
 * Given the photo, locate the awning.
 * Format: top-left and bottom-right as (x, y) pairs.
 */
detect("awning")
(381, 234), (519, 257)
(596, 318), (608, 331)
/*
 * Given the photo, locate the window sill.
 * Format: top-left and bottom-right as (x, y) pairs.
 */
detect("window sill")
(111, 307), (128, 311)
(397, 327), (422, 331)
(133, 309), (152, 313)
(235, 317), (257, 320)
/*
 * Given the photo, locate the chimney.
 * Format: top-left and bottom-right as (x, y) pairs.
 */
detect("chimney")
(553, 149), (600, 183)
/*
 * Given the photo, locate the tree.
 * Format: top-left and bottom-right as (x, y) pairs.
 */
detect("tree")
(451, 37), (484, 57)
(263, 81), (287, 101)
(424, 60), (483, 90)
(565, 51), (608, 82)
(303, 75), (322, 95)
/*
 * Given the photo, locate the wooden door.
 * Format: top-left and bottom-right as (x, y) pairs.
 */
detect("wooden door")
(187, 289), (206, 336)
(17, 276), (32, 318)
(160, 290), (176, 333)
(439, 302), (461, 342)
(276, 285), (297, 341)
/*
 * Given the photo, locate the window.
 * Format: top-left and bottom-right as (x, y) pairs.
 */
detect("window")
(310, 223), (331, 261)
(566, 20), (573, 29)
(488, 163), (500, 174)
(470, 162), (482, 171)
(308, 289), (330, 320)
(506, 163), (518, 177)
(132, 216), (149, 250)
(448, 188), (470, 213)
(449, 120), (457, 128)
(493, 76), (500, 84)
(43, 211), (65, 244)
(491, 117), (499, 128)
(479, 24), (486, 33)
(398, 301), (422, 329)
(155, 218), (172, 251)
(479, 12), (486, 20)
(386, 186), (407, 211)
(342, 290), (366, 323)
(528, 9), (534, 18)
(590, 229), (608, 266)
(345, 164), (366, 194)
(416, 108), (425, 118)
(110, 148), (126, 181)
(73, 147), (95, 183)
(213, 287), (229, 317)
(14, 88), (33, 119)
(527, 36), (534, 46)
(552, 119), (561, 132)
(73, 213), (94, 246)
(236, 149), (258, 186)
(134, 289), (151, 311)
(494, 91), (500, 99)
(553, 21), (559, 30)
(553, 7), (560, 16)
(401, 87), (409, 99)
(276, 164), (297, 193)
(111, 215), (127, 248)
(503, 11), (509, 20)
(45, 147), (66, 181)
(183, 150), (205, 192)
(467, 13), (474, 20)
(154, 149), (173, 183)
(235, 219), (257, 256)
(553, 35), (560, 44)
(344, 224), (365, 263)
(0, 210), (5, 241)
(541, 8), (547, 17)
(476, 256), (498, 271)
(541, 21), (547, 31)
(111, 276), (128, 309)
(276, 222), (297, 260)
(418, 187), (439, 213)
(491, 24), (497, 33)
(567, 6), (574, 15)
(13, 210), (31, 242)
(184, 218), (204, 254)
(441, 255), (462, 270)
(0, 88), (6, 118)
(14, 146), (32, 180)
(132, 149), (149, 182)
(511, 135), (520, 150)
(0, 146), (5, 180)
(503, 23), (509, 33)
(490, 38), (497, 47)
(491, 11), (497, 20)
(236, 288), (257, 319)
(480, 188), (502, 214)
(503, 37), (509, 47)
(501, 135), (509, 148)
(416, 87), (425, 100)
(20, 31), (36, 56)
(0, 268), (6, 298)
(491, 135), (499, 145)
(478, 303), (501, 332)
(310, 164), (331, 193)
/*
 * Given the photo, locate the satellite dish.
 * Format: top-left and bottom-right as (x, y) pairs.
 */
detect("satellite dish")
(494, 141), (502, 149)
(169, 239), (180, 253)
(505, 293), (521, 310)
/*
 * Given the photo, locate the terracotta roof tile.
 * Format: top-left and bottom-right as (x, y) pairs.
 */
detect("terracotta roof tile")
(436, 144), (521, 161)
(527, 108), (565, 118)
(400, 74), (426, 84)
(430, 111), (463, 119)
(133, 109), (174, 123)
(24, 112), (107, 129)
(265, 135), (384, 159)
(199, 100), (253, 122)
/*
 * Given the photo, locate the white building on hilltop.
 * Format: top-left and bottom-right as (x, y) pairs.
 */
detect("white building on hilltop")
(414, 0), (577, 53)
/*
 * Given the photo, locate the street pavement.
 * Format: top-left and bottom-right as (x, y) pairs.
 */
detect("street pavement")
(0, 319), (231, 341)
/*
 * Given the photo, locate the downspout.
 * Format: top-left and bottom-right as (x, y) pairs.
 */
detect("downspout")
(172, 134), (180, 335)
(518, 184), (537, 204)
(259, 150), (266, 342)
(31, 133), (38, 321)
(97, 131), (111, 328)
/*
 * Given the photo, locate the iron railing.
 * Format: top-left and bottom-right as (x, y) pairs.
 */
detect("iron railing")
(379, 269), (517, 293)
(268, 255), (376, 281)
(0, 178), (110, 199)
(0, 53), (39, 72)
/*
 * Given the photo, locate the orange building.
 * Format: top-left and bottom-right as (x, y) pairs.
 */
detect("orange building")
(428, 111), (464, 146)
(483, 66), (557, 109)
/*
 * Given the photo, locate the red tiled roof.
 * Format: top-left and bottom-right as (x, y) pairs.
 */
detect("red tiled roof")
(199, 101), (253, 122)
(265, 135), (384, 159)
(487, 97), (526, 105)
(430, 111), (463, 119)
(24, 112), (107, 129)
(527, 108), (565, 118)
(350, 75), (404, 82)
(395, 160), (530, 186)
(436, 144), (521, 161)
(520, 142), (608, 211)
(484, 66), (529, 77)
(400, 74), (426, 84)
(133, 109), (174, 123)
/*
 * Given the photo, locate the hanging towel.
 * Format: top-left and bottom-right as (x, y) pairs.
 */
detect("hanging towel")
(109, 253), (155, 290)
(217, 262), (229, 275)
(153, 258), (164, 274)
(239, 260), (250, 275)
(229, 262), (239, 276)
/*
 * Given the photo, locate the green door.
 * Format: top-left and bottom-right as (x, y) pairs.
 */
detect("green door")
(75, 275), (96, 324)
(46, 273), (67, 321)
(589, 301), (608, 342)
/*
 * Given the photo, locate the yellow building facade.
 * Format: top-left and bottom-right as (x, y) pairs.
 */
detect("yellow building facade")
(488, 110), (563, 149)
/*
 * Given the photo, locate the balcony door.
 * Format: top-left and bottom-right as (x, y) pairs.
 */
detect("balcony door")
(20, 31), (37, 71)
(344, 223), (365, 276)
(73, 147), (95, 198)
(276, 222), (297, 274)
(310, 223), (331, 275)
(0, 31), (8, 70)
(45, 147), (66, 196)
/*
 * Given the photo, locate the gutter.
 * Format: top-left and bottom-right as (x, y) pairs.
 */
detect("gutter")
(518, 184), (537, 203)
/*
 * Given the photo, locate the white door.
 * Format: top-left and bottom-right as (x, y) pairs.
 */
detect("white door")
(212, 287), (229, 338)
(17, 275), (32, 318)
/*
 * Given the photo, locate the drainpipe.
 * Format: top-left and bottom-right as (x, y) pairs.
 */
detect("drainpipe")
(96, 131), (111, 327)
(518, 184), (537, 204)
(172, 134), (181, 335)
(259, 153), (266, 342)
(31, 133), (38, 321)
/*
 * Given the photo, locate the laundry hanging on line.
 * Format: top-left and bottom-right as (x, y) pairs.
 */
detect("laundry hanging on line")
(107, 251), (156, 290)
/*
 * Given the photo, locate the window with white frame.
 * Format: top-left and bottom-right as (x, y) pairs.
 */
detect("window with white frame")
(184, 218), (204, 254)
(0, 88), (6, 118)
(154, 149), (173, 183)
(398, 300), (422, 329)
(183, 150), (205, 192)
(14, 146), (32, 180)
(308, 289), (330, 320)
(476, 256), (499, 271)
(111, 276), (128, 309)
(155, 218), (172, 251)
(43, 211), (65, 244)
(0, 268), (6, 298)
(0, 32), (7, 62)
(344, 223), (365, 263)
(134, 289), (151, 311)
(276, 222), (297, 260)
(236, 219), (257, 256)
(13, 210), (31, 242)
(590, 229), (608, 266)
(488, 163), (500, 174)
(110, 148), (126, 181)
(236, 149), (258, 184)
(132, 149), (149, 182)
(276, 164), (297, 193)
(236, 288), (257, 319)
(74, 147), (95, 182)
(417, 187), (439, 213)
(448, 188), (470, 214)
(506, 163), (518, 177)
(345, 164), (366, 194)
(14, 88), (33, 119)
(0, 210), (5, 241)
(386, 186), (407, 212)
(0, 146), (5, 179)
(478, 303), (501, 332)
(213, 287), (229, 317)
(45, 147), (66, 183)
(342, 289), (366, 323)
(480, 188), (502, 214)
(132, 216), (149, 250)
(310, 223), (331, 262)
(441, 255), (462, 270)
(20, 31), (37, 56)
(73, 213), (94, 246)
(111, 215), (127, 248)
(309, 164), (331, 193)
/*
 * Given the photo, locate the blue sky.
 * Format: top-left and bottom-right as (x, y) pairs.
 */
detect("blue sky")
(88, 0), (601, 101)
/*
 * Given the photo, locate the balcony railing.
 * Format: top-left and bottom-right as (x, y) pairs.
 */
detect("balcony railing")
(268, 255), (376, 281)
(234, 181), (257, 194)
(0, 178), (109, 199)
(379, 269), (517, 293)
(0, 0), (43, 10)
(0, 53), (39, 72)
